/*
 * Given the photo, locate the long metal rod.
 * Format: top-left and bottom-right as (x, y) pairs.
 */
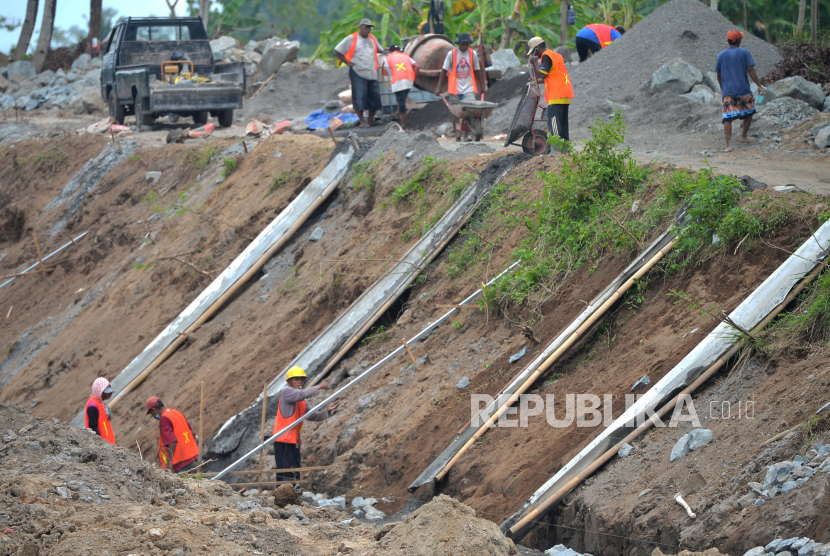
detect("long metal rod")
(508, 262), (825, 537)
(0, 231), (88, 291)
(212, 260), (522, 480)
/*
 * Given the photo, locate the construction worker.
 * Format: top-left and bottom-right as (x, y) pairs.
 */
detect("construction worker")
(435, 33), (483, 141)
(335, 18), (384, 128)
(382, 45), (419, 131)
(146, 397), (200, 473)
(527, 37), (574, 147)
(85, 377), (115, 444)
(273, 366), (339, 483)
(575, 23), (625, 62)
(715, 30), (766, 153)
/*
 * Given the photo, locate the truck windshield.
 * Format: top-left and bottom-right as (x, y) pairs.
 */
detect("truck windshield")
(124, 23), (206, 41)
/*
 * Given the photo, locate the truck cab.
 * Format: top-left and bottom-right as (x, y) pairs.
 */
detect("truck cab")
(101, 17), (246, 129)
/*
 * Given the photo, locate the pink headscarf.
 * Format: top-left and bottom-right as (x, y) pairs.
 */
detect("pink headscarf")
(91, 377), (111, 404)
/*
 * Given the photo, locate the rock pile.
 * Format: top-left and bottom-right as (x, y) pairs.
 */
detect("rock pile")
(209, 36), (330, 83)
(743, 536), (830, 556)
(736, 442), (830, 509)
(0, 55), (105, 113)
(758, 97), (821, 129)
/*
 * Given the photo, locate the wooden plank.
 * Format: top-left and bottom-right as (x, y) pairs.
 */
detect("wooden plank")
(403, 342), (420, 370)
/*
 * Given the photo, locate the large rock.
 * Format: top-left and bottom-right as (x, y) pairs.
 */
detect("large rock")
(670, 435), (691, 462)
(704, 71), (721, 94)
(210, 36), (238, 63)
(687, 428), (713, 450)
(71, 53), (91, 72)
(771, 76), (826, 110)
(815, 127), (830, 149)
(681, 84), (715, 104)
(6, 60), (36, 81)
(490, 49), (522, 74)
(78, 88), (106, 114)
(0, 75), (9, 93)
(272, 484), (299, 507)
(554, 46), (572, 63)
(0, 94), (14, 108)
(764, 461), (794, 489)
(824, 97), (830, 113)
(258, 39), (300, 79)
(650, 58), (703, 94)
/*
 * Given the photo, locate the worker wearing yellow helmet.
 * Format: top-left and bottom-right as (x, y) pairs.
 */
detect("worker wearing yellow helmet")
(272, 366), (340, 483)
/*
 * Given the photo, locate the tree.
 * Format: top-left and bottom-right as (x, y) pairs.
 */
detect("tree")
(796, 0), (806, 35)
(14, 0), (39, 60)
(201, 0), (210, 30)
(32, 0), (58, 72)
(166, 0), (180, 17)
(89, 0), (102, 50)
(810, 0), (818, 42)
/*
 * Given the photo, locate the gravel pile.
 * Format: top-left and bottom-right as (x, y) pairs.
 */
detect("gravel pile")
(568, 0), (782, 117)
(757, 97), (820, 129)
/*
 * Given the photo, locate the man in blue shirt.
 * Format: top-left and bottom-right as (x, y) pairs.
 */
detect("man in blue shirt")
(714, 30), (766, 152)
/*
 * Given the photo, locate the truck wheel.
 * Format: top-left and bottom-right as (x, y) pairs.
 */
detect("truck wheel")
(135, 97), (153, 131)
(217, 109), (234, 128)
(109, 93), (125, 125)
(193, 111), (208, 126)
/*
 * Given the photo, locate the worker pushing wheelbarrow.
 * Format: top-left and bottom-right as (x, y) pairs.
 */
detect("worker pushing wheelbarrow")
(504, 37), (575, 155)
(433, 33), (497, 142)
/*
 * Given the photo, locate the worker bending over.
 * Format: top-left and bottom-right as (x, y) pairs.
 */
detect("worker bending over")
(335, 18), (384, 128)
(85, 377), (115, 444)
(575, 23), (625, 62)
(435, 33), (483, 141)
(527, 37), (574, 148)
(146, 397), (199, 473)
(273, 366), (339, 483)
(382, 44), (418, 131)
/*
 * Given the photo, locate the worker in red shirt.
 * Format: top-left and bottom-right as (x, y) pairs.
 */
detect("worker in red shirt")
(146, 396), (199, 474)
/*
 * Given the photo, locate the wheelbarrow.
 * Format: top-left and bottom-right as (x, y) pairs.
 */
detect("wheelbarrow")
(504, 66), (551, 155)
(442, 98), (497, 142)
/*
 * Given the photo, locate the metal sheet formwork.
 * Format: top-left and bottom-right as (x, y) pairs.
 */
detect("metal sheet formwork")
(208, 155), (523, 465)
(502, 219), (830, 541)
(69, 147), (356, 428)
(407, 209), (688, 493)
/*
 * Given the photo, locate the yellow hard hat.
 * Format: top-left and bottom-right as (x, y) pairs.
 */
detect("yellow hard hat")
(286, 366), (307, 380)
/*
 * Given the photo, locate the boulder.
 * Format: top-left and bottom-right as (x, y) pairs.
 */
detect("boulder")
(742, 548), (766, 556)
(650, 58), (703, 94)
(490, 49), (522, 75)
(362, 505), (386, 520)
(687, 428), (713, 450)
(764, 461), (794, 488)
(23, 97), (39, 111)
(0, 94), (14, 108)
(245, 40), (259, 52)
(210, 36), (238, 62)
(554, 46), (572, 63)
(243, 51), (262, 65)
(814, 126), (830, 149)
(6, 60), (36, 81)
(771, 76), (826, 110)
(258, 39), (300, 79)
(670, 435), (691, 462)
(71, 53), (92, 72)
(79, 88), (106, 114)
(0, 75), (9, 93)
(87, 56), (103, 70)
(824, 97), (830, 113)
(79, 69), (101, 88)
(704, 71), (721, 94)
(34, 70), (53, 86)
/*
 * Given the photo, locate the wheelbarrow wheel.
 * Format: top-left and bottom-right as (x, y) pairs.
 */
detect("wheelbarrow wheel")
(522, 130), (550, 156)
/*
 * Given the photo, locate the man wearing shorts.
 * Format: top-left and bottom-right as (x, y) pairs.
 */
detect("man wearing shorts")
(714, 30), (766, 152)
(382, 45), (418, 131)
(335, 19), (384, 128)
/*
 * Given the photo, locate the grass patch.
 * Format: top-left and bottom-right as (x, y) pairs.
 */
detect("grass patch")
(187, 144), (220, 171)
(221, 157), (237, 178)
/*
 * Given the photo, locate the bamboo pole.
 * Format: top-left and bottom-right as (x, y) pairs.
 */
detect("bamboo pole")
(231, 480), (310, 488)
(259, 384), (267, 494)
(434, 239), (678, 482)
(508, 262), (824, 537)
(403, 342), (420, 370)
(199, 466), (328, 478)
(198, 382), (205, 471)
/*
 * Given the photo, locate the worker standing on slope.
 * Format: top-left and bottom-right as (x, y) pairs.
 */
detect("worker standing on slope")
(527, 37), (574, 148)
(146, 397), (199, 473)
(273, 367), (339, 483)
(334, 18), (384, 128)
(85, 377), (116, 444)
(715, 30), (766, 153)
(435, 33), (483, 141)
(382, 45), (419, 131)
(574, 23), (625, 62)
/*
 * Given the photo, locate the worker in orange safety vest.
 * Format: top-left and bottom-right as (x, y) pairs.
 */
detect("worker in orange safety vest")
(273, 366), (339, 483)
(527, 37), (574, 148)
(435, 33), (483, 141)
(575, 23), (625, 62)
(382, 44), (419, 131)
(146, 396), (200, 473)
(335, 18), (385, 128)
(85, 377), (116, 444)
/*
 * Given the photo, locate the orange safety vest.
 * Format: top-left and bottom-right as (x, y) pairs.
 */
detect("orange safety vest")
(447, 48), (479, 95)
(273, 396), (307, 445)
(587, 24), (615, 47)
(542, 49), (574, 103)
(158, 408), (199, 470)
(85, 398), (115, 445)
(344, 32), (379, 70)
(386, 52), (416, 84)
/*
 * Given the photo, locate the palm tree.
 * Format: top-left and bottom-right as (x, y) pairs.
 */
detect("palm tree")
(32, 0), (57, 72)
(14, 0), (39, 60)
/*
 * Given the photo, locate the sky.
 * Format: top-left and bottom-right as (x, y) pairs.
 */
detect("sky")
(1, 0), (204, 54)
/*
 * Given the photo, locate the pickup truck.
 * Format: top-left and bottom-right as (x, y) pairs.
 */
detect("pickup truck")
(100, 17), (246, 130)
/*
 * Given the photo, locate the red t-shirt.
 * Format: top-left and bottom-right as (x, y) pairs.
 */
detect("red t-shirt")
(160, 415), (197, 472)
